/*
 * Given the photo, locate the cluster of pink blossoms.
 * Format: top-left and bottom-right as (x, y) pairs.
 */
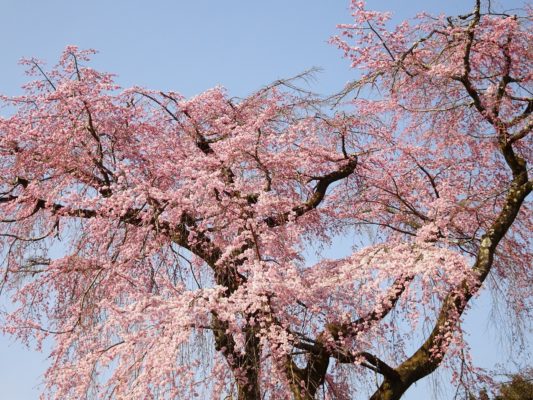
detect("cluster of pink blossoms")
(0, 1), (531, 399)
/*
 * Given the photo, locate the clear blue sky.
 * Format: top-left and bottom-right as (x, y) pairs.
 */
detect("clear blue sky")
(0, 1), (529, 399)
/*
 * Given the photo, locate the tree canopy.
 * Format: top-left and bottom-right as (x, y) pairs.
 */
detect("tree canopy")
(0, 1), (531, 399)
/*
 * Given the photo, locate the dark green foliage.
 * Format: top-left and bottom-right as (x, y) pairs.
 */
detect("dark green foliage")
(471, 370), (533, 400)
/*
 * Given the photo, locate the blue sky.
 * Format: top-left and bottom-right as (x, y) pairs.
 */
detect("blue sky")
(0, 1), (529, 399)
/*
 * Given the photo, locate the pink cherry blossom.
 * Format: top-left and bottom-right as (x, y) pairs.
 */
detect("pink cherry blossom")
(1, 1), (531, 399)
